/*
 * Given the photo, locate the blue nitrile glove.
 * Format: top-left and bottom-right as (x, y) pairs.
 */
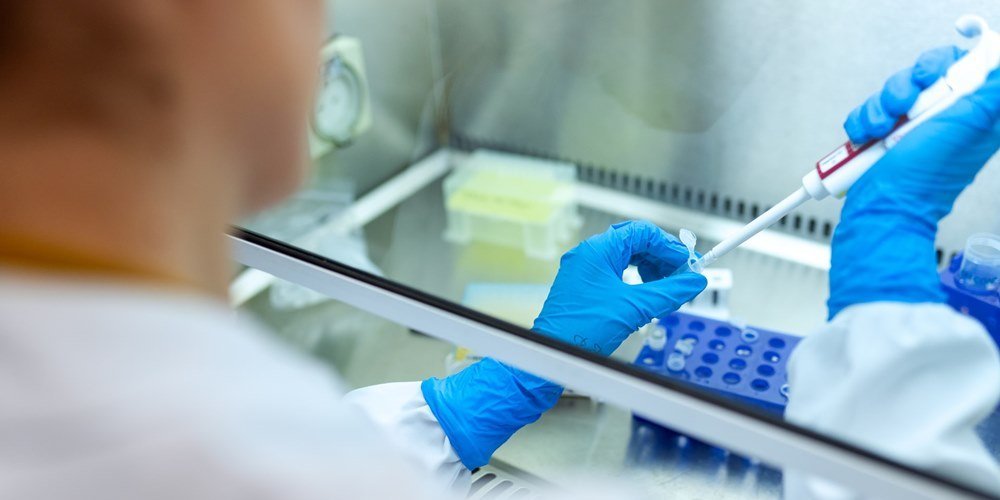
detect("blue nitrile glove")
(531, 220), (709, 355)
(422, 220), (707, 469)
(829, 45), (1000, 319)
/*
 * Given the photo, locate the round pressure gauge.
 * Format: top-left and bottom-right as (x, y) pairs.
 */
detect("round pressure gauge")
(313, 56), (365, 146)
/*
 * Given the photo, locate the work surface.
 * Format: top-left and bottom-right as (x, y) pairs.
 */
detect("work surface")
(239, 178), (840, 497)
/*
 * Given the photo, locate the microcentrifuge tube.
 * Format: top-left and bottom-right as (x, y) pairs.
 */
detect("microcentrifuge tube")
(674, 338), (696, 356)
(667, 352), (686, 372)
(647, 321), (667, 351)
(679, 229), (703, 273)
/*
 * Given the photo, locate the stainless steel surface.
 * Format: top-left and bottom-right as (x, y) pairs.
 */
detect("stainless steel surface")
(432, 0), (1000, 254)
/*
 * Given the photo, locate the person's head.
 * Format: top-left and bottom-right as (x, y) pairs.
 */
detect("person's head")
(0, 0), (327, 293)
(0, 0), (326, 214)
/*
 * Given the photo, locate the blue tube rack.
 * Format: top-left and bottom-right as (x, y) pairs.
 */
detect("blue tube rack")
(941, 253), (1000, 345)
(627, 312), (799, 478)
(633, 312), (802, 415)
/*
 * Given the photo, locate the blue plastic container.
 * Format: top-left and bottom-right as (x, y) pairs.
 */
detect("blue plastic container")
(941, 253), (1000, 345)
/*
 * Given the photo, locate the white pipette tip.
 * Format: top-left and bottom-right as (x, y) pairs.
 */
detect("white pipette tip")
(695, 250), (716, 271)
(679, 229), (704, 273)
(694, 187), (812, 270)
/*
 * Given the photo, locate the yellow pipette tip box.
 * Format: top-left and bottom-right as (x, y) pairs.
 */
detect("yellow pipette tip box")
(444, 149), (582, 260)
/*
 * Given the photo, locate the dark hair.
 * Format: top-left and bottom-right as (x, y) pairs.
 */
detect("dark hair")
(0, 2), (29, 75)
(0, 1), (175, 139)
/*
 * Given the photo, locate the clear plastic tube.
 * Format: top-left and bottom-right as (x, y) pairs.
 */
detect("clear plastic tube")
(679, 229), (702, 273)
(956, 233), (1000, 295)
(666, 352), (686, 372)
(646, 319), (667, 351)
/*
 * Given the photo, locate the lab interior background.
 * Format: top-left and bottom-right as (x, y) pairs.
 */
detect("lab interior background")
(238, 1), (1000, 498)
(324, 0), (1000, 254)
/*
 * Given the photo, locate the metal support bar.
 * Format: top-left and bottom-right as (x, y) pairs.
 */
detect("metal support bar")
(229, 149), (454, 305)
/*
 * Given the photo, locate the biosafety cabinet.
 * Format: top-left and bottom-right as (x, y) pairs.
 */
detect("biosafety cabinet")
(232, 2), (1000, 498)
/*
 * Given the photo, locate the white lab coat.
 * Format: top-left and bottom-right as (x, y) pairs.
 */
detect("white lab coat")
(0, 271), (458, 499)
(1, 270), (998, 499)
(784, 302), (1000, 498)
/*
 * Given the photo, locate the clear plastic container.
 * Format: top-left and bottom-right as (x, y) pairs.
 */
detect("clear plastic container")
(956, 233), (1000, 295)
(444, 150), (581, 260)
(645, 319), (668, 351)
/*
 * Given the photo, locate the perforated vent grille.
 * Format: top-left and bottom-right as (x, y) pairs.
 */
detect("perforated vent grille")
(450, 133), (958, 266)
(468, 463), (541, 500)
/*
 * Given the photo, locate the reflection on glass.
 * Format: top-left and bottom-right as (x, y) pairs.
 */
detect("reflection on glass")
(237, 0), (1000, 496)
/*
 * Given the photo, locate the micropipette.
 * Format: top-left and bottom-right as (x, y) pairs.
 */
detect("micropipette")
(695, 15), (1000, 271)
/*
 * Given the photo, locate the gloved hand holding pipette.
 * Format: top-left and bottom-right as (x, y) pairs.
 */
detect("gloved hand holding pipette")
(829, 46), (1000, 318)
(695, 15), (1000, 271)
(784, 32), (1000, 496)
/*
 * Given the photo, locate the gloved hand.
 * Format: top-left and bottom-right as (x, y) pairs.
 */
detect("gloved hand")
(829, 45), (1000, 319)
(532, 220), (708, 355)
(422, 220), (707, 469)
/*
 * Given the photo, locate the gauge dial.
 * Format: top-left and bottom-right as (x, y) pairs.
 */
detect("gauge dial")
(313, 57), (364, 146)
